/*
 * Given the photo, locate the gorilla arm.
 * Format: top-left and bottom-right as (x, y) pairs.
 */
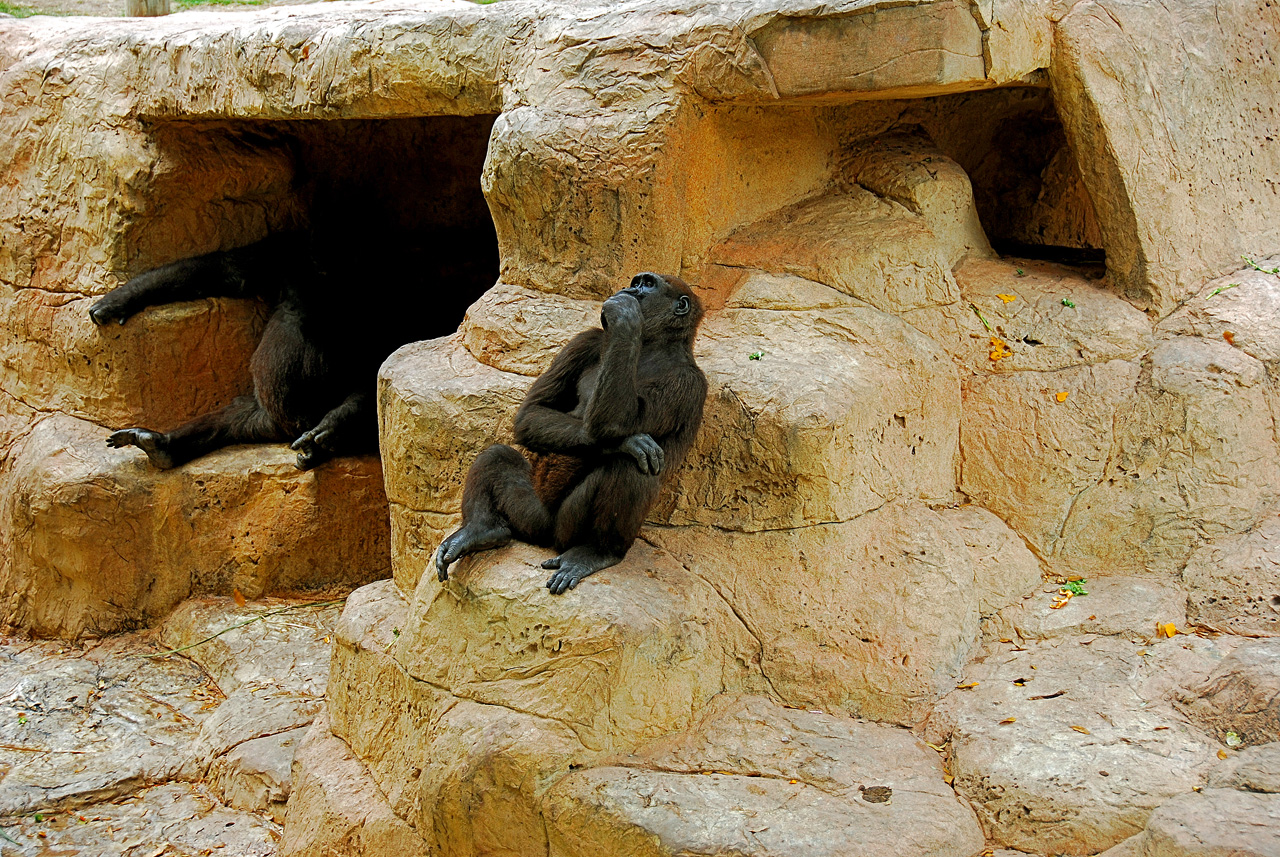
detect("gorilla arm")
(88, 235), (301, 326)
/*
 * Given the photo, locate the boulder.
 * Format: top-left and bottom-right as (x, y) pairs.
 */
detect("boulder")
(1207, 742), (1280, 793)
(908, 256), (1153, 374)
(282, 713), (428, 857)
(0, 413), (388, 638)
(987, 576), (1188, 643)
(1119, 789), (1280, 857)
(397, 540), (767, 755)
(377, 335), (531, 593)
(938, 504), (1042, 617)
(922, 635), (1224, 855)
(543, 694), (984, 857)
(1182, 517), (1280, 637)
(0, 633), (214, 816)
(649, 502), (981, 726)
(1052, 0), (1280, 314)
(0, 781), (281, 856)
(656, 303), (961, 531)
(961, 336), (1280, 579)
(209, 726), (309, 823)
(1175, 639), (1280, 747)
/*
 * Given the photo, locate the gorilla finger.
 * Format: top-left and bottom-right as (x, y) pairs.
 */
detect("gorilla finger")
(541, 556), (562, 569)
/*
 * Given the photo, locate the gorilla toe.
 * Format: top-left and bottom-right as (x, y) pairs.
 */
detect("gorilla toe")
(107, 428), (176, 469)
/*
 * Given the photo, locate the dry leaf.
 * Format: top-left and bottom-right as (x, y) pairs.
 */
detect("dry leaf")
(1056, 391), (1069, 402)
(944, 774), (954, 785)
(989, 336), (1013, 362)
(996, 294), (1018, 303)
(233, 589), (247, 608)
(999, 717), (1017, 725)
(1224, 331), (1235, 345)
(1071, 725), (1091, 734)
(956, 682), (979, 690)
(1218, 749), (1230, 760)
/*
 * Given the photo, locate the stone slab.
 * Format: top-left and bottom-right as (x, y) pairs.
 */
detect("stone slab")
(0, 413), (388, 638)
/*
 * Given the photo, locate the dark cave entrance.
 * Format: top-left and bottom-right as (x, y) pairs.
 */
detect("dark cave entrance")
(130, 113), (501, 348)
(919, 87), (1106, 270)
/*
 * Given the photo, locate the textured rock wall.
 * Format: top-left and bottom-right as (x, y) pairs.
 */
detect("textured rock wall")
(3, 0), (1280, 855)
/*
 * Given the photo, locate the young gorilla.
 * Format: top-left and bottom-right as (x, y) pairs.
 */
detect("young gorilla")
(89, 230), (490, 470)
(435, 272), (707, 594)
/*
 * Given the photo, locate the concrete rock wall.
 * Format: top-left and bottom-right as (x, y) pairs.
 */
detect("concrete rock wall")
(3, 0), (1280, 855)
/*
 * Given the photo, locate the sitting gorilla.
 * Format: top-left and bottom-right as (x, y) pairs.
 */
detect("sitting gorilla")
(90, 229), (493, 470)
(434, 272), (707, 594)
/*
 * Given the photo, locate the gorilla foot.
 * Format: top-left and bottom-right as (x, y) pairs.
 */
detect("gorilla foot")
(290, 427), (334, 471)
(543, 546), (623, 595)
(106, 428), (176, 470)
(434, 522), (513, 582)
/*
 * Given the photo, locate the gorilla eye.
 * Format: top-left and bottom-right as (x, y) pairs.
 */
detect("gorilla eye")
(673, 296), (690, 316)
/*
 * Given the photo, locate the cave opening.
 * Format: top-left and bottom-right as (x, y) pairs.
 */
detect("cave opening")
(130, 113), (501, 350)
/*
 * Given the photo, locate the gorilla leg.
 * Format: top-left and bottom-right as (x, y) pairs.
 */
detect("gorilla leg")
(543, 459), (660, 594)
(290, 392), (375, 471)
(434, 445), (554, 581)
(107, 395), (284, 469)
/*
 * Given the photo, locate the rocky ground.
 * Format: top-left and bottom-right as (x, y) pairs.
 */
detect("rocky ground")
(1, 0), (321, 20)
(0, 594), (343, 856)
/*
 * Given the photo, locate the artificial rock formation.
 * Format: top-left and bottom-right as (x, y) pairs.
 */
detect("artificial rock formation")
(4, 0), (1280, 855)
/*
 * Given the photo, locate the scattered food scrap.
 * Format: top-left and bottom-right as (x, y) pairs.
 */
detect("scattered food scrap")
(860, 785), (893, 803)
(748, 351), (764, 361)
(1061, 298), (1076, 308)
(1209, 282), (1240, 298)
(1223, 330), (1235, 345)
(989, 337), (1013, 362)
(996, 293), (1018, 303)
(1056, 391), (1069, 402)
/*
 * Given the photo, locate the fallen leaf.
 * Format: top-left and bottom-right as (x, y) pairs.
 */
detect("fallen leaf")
(996, 294), (1018, 303)
(1000, 717), (1017, 725)
(233, 588), (247, 608)
(1070, 725), (1091, 735)
(1055, 391), (1069, 402)
(943, 774), (954, 785)
(1218, 749), (1230, 760)
(1224, 331), (1236, 345)
(956, 682), (979, 690)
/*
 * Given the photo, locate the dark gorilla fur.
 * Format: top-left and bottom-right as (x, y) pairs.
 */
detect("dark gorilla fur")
(90, 228), (495, 470)
(435, 272), (708, 594)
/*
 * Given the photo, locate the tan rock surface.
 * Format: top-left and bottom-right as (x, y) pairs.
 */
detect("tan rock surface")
(544, 694), (984, 857)
(398, 541), (767, 755)
(325, 580), (589, 857)
(0, 414), (388, 637)
(988, 577), (1188, 644)
(0, 633), (216, 817)
(1182, 517), (1280, 637)
(648, 502), (980, 726)
(1052, 0), (1280, 314)
(658, 304), (959, 531)
(282, 712), (428, 857)
(939, 504), (1042, 617)
(923, 635), (1225, 855)
(1175, 640), (1280, 748)
(377, 335), (531, 593)
(909, 256), (1152, 374)
(1120, 789), (1280, 857)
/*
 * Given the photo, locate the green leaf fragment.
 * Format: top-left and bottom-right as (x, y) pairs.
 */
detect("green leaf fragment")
(748, 351), (764, 361)
(1061, 298), (1076, 308)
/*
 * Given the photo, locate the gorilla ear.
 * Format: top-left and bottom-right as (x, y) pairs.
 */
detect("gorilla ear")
(673, 295), (691, 317)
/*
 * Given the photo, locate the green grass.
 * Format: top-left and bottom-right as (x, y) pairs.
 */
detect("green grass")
(0, 1), (38, 16)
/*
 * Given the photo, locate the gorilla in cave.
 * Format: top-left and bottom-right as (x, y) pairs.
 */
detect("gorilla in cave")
(89, 227), (496, 470)
(434, 272), (707, 594)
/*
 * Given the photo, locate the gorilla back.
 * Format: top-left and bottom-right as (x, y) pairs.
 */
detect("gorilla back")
(90, 229), (495, 470)
(435, 272), (708, 594)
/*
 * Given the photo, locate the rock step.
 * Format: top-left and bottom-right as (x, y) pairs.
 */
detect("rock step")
(544, 694), (985, 857)
(0, 594), (338, 832)
(0, 412), (390, 638)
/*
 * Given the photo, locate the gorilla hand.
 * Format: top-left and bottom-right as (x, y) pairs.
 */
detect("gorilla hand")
(610, 433), (664, 475)
(600, 292), (641, 333)
(290, 426), (335, 471)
